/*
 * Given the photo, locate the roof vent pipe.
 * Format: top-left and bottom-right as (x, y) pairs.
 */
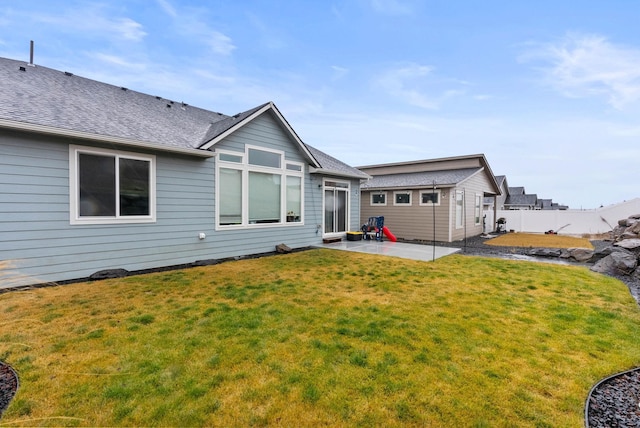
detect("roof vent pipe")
(28, 40), (35, 67)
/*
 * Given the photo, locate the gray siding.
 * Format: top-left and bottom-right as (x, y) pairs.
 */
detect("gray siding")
(1, 113), (353, 288)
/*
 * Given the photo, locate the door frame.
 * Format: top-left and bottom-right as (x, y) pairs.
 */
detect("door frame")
(322, 178), (350, 237)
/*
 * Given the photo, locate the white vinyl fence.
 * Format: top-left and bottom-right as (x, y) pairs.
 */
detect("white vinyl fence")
(484, 198), (640, 236)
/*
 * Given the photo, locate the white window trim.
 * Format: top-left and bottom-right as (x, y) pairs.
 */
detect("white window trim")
(323, 178), (351, 237)
(69, 145), (156, 225)
(393, 190), (412, 206)
(455, 190), (464, 229)
(215, 146), (305, 230)
(474, 193), (482, 226)
(419, 189), (441, 206)
(370, 191), (387, 206)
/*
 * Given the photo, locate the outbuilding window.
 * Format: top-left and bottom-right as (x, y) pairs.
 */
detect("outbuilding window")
(371, 192), (387, 205)
(393, 191), (412, 205)
(419, 190), (440, 206)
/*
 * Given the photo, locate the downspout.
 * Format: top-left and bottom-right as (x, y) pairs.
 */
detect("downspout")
(432, 181), (436, 261)
(493, 194), (498, 232)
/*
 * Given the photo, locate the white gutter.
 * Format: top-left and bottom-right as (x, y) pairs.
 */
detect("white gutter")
(0, 119), (215, 158)
(309, 166), (370, 180)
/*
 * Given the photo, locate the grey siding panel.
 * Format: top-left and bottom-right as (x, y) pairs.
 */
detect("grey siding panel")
(1, 113), (339, 288)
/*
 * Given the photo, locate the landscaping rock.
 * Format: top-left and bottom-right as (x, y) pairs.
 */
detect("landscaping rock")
(89, 268), (129, 280)
(613, 238), (640, 250)
(193, 259), (218, 266)
(591, 251), (638, 276)
(565, 247), (594, 262)
(589, 246), (615, 263)
(528, 248), (562, 258)
(276, 243), (292, 254)
(627, 221), (640, 235)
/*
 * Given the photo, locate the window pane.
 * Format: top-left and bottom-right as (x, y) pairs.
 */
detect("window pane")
(220, 153), (242, 163)
(249, 172), (281, 223)
(248, 148), (281, 168)
(119, 158), (150, 216)
(395, 193), (410, 204)
(286, 163), (302, 171)
(219, 168), (242, 225)
(286, 176), (301, 222)
(336, 190), (347, 232)
(456, 192), (464, 227)
(324, 189), (334, 232)
(79, 153), (116, 216)
(422, 192), (438, 204)
(372, 193), (385, 204)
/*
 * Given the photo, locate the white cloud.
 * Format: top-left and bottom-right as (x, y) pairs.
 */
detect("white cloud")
(521, 33), (640, 109)
(114, 18), (146, 41)
(373, 64), (468, 109)
(87, 52), (147, 71)
(156, 0), (177, 17)
(330, 65), (349, 81)
(156, 1), (235, 56)
(369, 0), (413, 15)
(29, 5), (147, 42)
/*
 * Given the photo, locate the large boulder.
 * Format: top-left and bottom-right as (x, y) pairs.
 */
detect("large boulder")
(591, 250), (638, 276)
(89, 268), (129, 280)
(529, 248), (562, 258)
(563, 247), (595, 262)
(628, 221), (640, 235)
(614, 238), (640, 250)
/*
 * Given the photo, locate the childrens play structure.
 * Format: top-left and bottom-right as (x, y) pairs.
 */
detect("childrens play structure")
(361, 216), (397, 242)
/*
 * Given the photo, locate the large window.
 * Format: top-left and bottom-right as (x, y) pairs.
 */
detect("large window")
(69, 145), (155, 224)
(216, 146), (304, 228)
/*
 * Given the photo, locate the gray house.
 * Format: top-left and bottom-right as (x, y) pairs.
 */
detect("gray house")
(0, 56), (367, 288)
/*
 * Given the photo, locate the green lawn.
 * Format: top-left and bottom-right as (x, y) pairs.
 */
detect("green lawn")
(1, 249), (639, 427)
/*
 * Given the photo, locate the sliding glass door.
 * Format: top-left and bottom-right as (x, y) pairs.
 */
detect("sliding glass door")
(324, 180), (349, 234)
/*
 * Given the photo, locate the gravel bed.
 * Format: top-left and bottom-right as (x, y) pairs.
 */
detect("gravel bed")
(587, 368), (640, 427)
(0, 362), (18, 418)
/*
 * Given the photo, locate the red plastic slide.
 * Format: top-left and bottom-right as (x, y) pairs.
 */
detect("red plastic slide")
(382, 226), (397, 242)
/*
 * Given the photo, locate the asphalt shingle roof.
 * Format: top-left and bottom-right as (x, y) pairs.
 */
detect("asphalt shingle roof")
(361, 168), (482, 189)
(0, 57), (229, 150)
(304, 144), (369, 179)
(0, 56), (363, 178)
(505, 194), (538, 206)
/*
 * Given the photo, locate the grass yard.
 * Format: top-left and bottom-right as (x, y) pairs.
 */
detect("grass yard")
(1, 249), (639, 426)
(485, 233), (594, 249)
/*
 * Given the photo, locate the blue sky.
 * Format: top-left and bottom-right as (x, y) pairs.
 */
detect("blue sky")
(1, 1), (639, 209)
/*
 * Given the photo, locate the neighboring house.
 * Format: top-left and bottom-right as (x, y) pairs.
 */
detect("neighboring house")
(487, 184), (568, 212)
(0, 57), (368, 288)
(504, 193), (539, 210)
(358, 154), (501, 242)
(483, 175), (508, 210)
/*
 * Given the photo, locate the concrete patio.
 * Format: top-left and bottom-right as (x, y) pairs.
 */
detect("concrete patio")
(318, 239), (460, 262)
